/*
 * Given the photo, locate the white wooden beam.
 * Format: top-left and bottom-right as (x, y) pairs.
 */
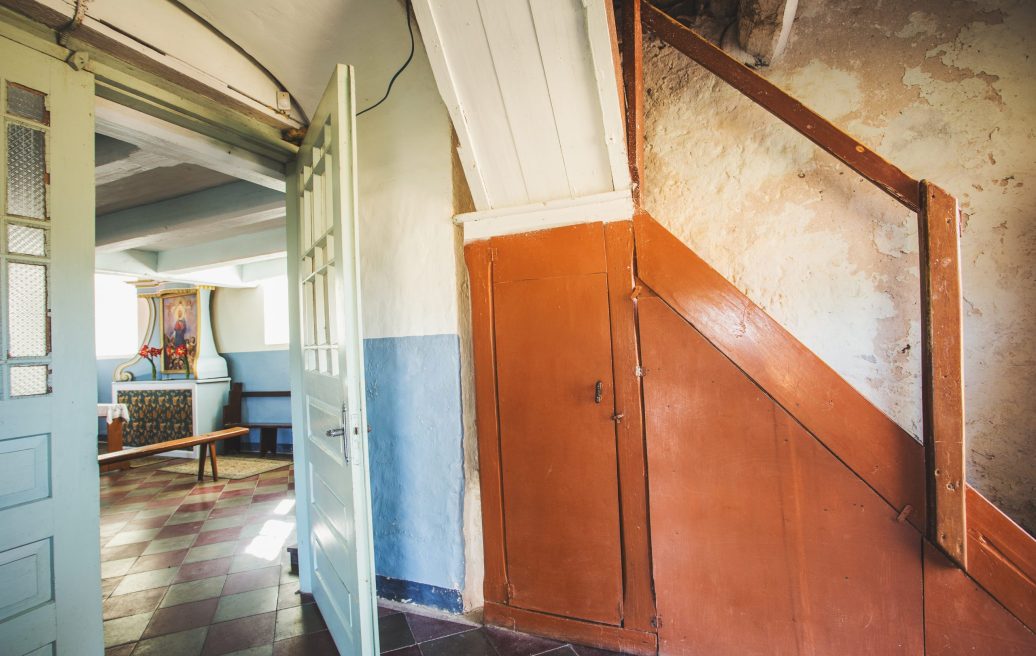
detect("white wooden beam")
(95, 181), (284, 252)
(95, 97), (286, 192)
(95, 148), (177, 185)
(156, 228), (286, 274)
(457, 188), (633, 241)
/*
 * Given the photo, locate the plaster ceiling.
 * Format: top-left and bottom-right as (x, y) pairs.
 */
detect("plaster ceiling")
(178, 0), (413, 117)
(97, 162), (237, 215)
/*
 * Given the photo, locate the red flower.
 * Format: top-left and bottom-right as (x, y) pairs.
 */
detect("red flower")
(148, 347), (162, 357)
(138, 345), (150, 358)
(175, 345), (187, 357)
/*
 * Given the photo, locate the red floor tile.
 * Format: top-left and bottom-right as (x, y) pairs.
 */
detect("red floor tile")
(195, 526), (244, 547)
(143, 597), (219, 639)
(201, 611), (276, 655)
(174, 556), (234, 583)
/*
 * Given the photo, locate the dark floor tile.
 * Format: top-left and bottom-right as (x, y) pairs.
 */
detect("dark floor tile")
(275, 602), (327, 641)
(405, 612), (477, 642)
(143, 597), (219, 638)
(570, 646), (625, 656)
(378, 612), (415, 653)
(102, 587), (167, 621)
(180, 501), (220, 513)
(208, 506), (251, 519)
(277, 583), (303, 610)
(224, 565), (282, 595)
(539, 649), (578, 656)
(377, 605), (400, 618)
(102, 576), (123, 599)
(133, 626), (209, 656)
(220, 488), (253, 499)
(104, 644), (135, 656)
(157, 521), (206, 539)
(201, 611), (276, 656)
(484, 626), (564, 656)
(128, 549), (188, 574)
(273, 629), (339, 655)
(175, 556), (234, 583)
(420, 628), (499, 656)
(196, 526), (244, 547)
(383, 647), (421, 656)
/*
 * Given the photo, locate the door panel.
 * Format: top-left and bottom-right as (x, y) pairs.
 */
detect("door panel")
(494, 272), (624, 625)
(0, 36), (100, 655)
(288, 64), (377, 656)
(640, 297), (923, 655)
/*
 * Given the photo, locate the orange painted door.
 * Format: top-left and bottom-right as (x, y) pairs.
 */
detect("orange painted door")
(493, 270), (624, 625)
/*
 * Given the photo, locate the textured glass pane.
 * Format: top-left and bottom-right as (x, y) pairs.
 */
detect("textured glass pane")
(7, 84), (47, 124)
(10, 365), (48, 397)
(7, 224), (46, 256)
(8, 262), (48, 357)
(7, 123), (47, 219)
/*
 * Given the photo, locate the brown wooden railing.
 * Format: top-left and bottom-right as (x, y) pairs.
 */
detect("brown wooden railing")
(623, 0), (967, 567)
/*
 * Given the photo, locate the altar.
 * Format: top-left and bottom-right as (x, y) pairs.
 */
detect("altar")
(109, 281), (230, 457)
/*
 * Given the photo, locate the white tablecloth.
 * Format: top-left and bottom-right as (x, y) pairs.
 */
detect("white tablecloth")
(96, 403), (131, 424)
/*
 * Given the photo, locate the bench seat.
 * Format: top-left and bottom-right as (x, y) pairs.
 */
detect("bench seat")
(97, 427), (248, 481)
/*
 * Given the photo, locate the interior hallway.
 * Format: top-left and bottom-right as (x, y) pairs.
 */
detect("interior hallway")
(99, 460), (626, 656)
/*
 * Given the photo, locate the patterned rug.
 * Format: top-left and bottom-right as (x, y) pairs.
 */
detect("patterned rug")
(157, 455), (292, 479)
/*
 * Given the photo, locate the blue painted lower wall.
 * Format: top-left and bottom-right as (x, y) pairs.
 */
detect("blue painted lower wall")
(95, 334), (467, 612)
(365, 334), (466, 609)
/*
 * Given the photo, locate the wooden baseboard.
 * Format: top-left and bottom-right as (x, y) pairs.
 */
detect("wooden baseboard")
(484, 602), (657, 656)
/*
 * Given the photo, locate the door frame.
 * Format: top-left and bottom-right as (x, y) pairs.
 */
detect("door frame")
(0, 0), (322, 628)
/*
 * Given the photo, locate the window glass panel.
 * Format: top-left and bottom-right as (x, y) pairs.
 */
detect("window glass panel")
(6, 83), (47, 124)
(7, 224), (46, 256)
(10, 365), (48, 397)
(8, 262), (48, 357)
(6, 123), (47, 219)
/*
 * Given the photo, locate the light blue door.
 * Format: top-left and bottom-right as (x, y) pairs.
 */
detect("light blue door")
(287, 64), (379, 655)
(0, 36), (102, 656)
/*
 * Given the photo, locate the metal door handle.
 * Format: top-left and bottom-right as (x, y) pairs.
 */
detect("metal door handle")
(594, 380), (603, 404)
(326, 427), (346, 438)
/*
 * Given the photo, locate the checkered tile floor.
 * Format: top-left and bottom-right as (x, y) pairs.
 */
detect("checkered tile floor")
(99, 458), (334, 655)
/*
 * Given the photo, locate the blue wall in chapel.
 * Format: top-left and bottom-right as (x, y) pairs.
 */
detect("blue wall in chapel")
(95, 334), (467, 612)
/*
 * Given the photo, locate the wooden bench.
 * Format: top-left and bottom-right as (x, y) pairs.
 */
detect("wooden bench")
(222, 383), (292, 455)
(97, 427), (249, 481)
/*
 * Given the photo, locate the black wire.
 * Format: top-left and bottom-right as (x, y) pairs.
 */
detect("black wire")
(357, 0), (415, 117)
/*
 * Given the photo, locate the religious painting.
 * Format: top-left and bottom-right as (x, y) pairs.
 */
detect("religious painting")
(160, 291), (199, 374)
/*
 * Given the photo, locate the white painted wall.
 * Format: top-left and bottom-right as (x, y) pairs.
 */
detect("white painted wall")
(644, 0), (1036, 532)
(211, 282), (286, 353)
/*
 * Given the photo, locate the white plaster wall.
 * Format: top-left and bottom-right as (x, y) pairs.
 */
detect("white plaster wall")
(211, 284), (282, 354)
(644, 0), (1035, 531)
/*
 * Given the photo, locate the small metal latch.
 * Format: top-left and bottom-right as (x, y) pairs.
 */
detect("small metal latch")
(611, 413), (625, 424)
(325, 428), (346, 438)
(594, 380), (603, 404)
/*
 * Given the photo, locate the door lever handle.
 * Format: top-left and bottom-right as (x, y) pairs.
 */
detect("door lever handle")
(326, 427), (346, 438)
(594, 380), (603, 404)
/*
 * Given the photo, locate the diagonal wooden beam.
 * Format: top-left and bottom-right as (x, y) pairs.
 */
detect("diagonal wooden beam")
(641, 3), (920, 211)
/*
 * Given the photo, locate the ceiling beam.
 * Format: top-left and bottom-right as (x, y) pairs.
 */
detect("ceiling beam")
(95, 181), (285, 252)
(95, 149), (178, 185)
(156, 228), (286, 274)
(95, 97), (286, 192)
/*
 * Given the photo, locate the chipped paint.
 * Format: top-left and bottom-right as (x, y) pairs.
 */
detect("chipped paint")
(644, 0), (1035, 531)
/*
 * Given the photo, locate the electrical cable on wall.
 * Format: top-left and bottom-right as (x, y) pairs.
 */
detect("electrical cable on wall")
(357, 0), (415, 117)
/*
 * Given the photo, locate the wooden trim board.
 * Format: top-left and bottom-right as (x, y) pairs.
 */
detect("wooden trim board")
(484, 602), (657, 656)
(919, 180), (967, 566)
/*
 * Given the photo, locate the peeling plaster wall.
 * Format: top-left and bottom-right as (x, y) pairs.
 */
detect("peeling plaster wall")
(643, 0), (1035, 531)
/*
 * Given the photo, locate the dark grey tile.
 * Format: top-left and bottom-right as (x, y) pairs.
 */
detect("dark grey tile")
(571, 646), (627, 656)
(420, 629), (499, 656)
(274, 603), (327, 641)
(484, 626), (564, 656)
(405, 612), (477, 642)
(378, 612), (415, 653)
(538, 649), (578, 656)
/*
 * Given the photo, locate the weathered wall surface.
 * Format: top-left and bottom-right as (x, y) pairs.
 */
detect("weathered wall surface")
(643, 0), (1035, 531)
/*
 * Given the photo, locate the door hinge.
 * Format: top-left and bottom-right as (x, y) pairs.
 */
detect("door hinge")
(634, 366), (645, 378)
(651, 615), (662, 628)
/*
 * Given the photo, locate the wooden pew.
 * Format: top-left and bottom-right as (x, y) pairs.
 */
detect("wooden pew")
(222, 383), (292, 455)
(97, 427), (249, 481)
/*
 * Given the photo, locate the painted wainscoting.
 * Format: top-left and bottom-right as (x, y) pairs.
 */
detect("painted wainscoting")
(96, 333), (467, 613)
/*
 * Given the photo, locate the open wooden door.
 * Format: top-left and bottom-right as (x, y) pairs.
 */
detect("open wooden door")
(0, 36), (101, 655)
(286, 64), (378, 655)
